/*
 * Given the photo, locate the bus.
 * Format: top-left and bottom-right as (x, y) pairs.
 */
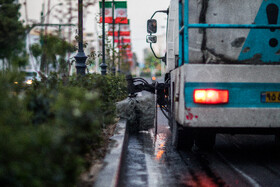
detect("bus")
(130, 0), (280, 150)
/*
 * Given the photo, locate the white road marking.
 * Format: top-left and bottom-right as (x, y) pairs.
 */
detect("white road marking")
(217, 152), (261, 187)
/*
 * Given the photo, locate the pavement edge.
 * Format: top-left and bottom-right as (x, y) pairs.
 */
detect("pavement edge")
(94, 119), (128, 187)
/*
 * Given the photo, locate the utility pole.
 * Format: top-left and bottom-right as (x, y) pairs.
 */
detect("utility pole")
(40, 3), (47, 74)
(100, 0), (107, 75)
(45, 0), (51, 35)
(74, 0), (87, 75)
(68, 0), (73, 43)
(118, 23), (121, 73)
(67, 0), (73, 75)
(24, 0), (36, 70)
(111, 0), (116, 75)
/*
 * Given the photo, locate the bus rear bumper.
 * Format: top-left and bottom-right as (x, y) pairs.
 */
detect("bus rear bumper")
(183, 107), (280, 128)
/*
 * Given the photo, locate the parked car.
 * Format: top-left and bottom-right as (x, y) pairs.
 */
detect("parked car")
(22, 70), (41, 85)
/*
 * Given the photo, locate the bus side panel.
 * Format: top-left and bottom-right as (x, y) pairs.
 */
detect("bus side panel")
(187, 0), (280, 64)
(171, 68), (180, 124)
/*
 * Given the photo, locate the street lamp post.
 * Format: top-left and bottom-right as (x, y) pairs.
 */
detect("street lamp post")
(74, 0), (87, 75)
(100, 0), (107, 75)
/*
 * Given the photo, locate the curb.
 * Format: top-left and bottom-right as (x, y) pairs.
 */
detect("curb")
(94, 119), (128, 187)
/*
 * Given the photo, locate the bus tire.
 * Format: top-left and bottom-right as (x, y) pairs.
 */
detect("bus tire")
(195, 132), (216, 151)
(275, 134), (280, 147)
(172, 121), (194, 150)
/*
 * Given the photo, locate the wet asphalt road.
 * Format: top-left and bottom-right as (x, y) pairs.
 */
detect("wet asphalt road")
(118, 94), (280, 187)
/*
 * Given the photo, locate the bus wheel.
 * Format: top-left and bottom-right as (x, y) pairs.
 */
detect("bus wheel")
(195, 132), (216, 151)
(172, 121), (194, 150)
(275, 134), (280, 147)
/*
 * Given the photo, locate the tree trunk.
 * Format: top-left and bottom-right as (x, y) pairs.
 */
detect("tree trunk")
(40, 53), (46, 73)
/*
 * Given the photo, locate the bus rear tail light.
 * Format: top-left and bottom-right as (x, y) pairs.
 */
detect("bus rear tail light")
(194, 89), (229, 104)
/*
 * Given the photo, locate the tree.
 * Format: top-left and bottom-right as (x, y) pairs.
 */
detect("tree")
(144, 51), (161, 73)
(30, 34), (76, 75)
(0, 0), (27, 68)
(30, 43), (42, 65)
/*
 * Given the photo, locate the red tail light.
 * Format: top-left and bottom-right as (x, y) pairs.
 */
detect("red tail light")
(194, 89), (229, 104)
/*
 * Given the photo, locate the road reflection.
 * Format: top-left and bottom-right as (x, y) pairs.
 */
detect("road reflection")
(184, 172), (220, 187)
(120, 106), (280, 187)
(154, 133), (166, 161)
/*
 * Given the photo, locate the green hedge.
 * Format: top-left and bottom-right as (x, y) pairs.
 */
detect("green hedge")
(0, 72), (127, 186)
